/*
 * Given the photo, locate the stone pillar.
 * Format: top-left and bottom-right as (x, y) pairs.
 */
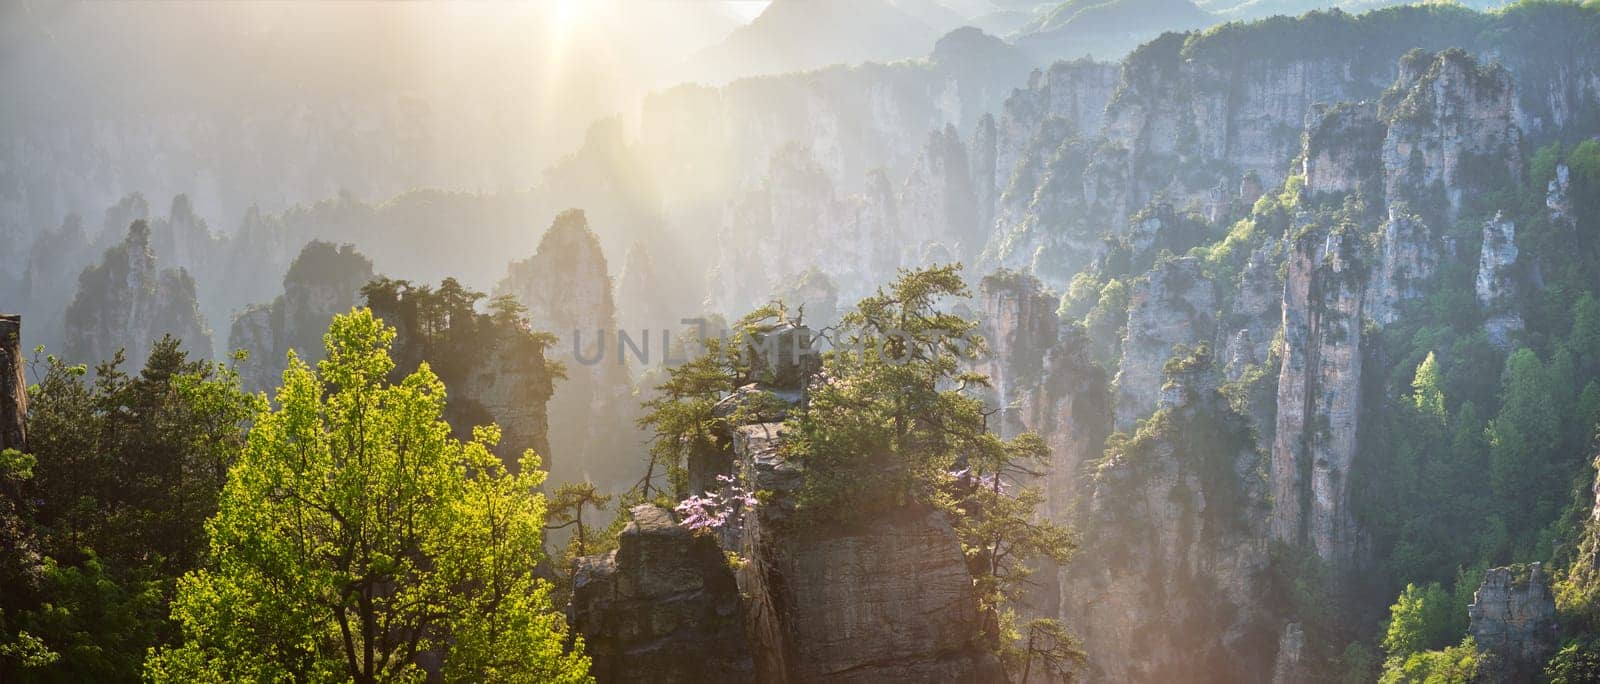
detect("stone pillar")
(1, 314), (25, 452)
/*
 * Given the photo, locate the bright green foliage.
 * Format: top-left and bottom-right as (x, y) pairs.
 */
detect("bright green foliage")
(1378, 638), (1481, 684)
(1382, 583), (1462, 662)
(145, 310), (589, 683)
(1545, 636), (1600, 683)
(1413, 353), (1446, 418)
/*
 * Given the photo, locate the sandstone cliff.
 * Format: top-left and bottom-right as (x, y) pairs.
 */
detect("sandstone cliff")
(495, 209), (638, 488)
(1269, 226), (1366, 570)
(1114, 257), (1218, 431)
(1, 315), (25, 452)
(1469, 563), (1559, 682)
(1061, 348), (1273, 682)
(570, 504), (753, 684)
(63, 220), (211, 366)
(228, 241), (374, 392)
(367, 281), (556, 473)
(571, 330), (1003, 683)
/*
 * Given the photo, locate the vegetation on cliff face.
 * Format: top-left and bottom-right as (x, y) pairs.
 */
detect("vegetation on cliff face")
(632, 265), (1082, 677)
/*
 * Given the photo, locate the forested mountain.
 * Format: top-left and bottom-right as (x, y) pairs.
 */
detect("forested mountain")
(4, 1), (1600, 682)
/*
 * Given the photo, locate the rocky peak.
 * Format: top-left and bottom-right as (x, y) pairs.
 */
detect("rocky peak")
(64, 220), (212, 366)
(1063, 344), (1271, 682)
(900, 124), (980, 260)
(496, 209), (636, 484)
(229, 241), (375, 392)
(575, 340), (1002, 683)
(992, 60), (1119, 199)
(978, 270), (1060, 437)
(1381, 49), (1522, 223)
(498, 209), (618, 340)
(1469, 563), (1559, 682)
(367, 280), (557, 472)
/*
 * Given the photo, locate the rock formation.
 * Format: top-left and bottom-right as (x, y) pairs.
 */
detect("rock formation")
(900, 124), (981, 261)
(1303, 103), (1385, 199)
(724, 418), (1003, 682)
(570, 504), (753, 684)
(1476, 211), (1523, 349)
(1380, 49), (1521, 224)
(1469, 564), (1559, 682)
(63, 220), (212, 366)
(977, 271), (1112, 525)
(1364, 210), (1442, 326)
(367, 280), (556, 473)
(1114, 257), (1218, 431)
(228, 241), (375, 392)
(1269, 227), (1366, 569)
(571, 328), (1003, 683)
(495, 209), (637, 487)
(1, 315), (25, 452)
(977, 271), (1061, 438)
(1060, 347), (1272, 682)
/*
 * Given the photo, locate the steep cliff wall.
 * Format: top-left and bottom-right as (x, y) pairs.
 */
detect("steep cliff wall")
(570, 504), (753, 684)
(572, 349), (1002, 683)
(727, 420), (1004, 684)
(1061, 351), (1274, 682)
(983, 7), (1599, 305)
(369, 283), (556, 473)
(1114, 257), (1218, 431)
(1380, 49), (1521, 224)
(1269, 227), (1366, 570)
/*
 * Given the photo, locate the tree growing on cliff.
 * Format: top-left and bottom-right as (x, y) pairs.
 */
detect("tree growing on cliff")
(144, 310), (589, 683)
(782, 265), (1078, 671)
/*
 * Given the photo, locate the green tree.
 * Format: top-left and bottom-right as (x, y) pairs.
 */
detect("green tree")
(781, 265), (1076, 671)
(1486, 348), (1578, 555)
(1546, 636), (1600, 683)
(1382, 583), (1460, 662)
(145, 310), (589, 683)
(3, 338), (259, 682)
(1412, 353), (1446, 418)
(1379, 638), (1481, 684)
